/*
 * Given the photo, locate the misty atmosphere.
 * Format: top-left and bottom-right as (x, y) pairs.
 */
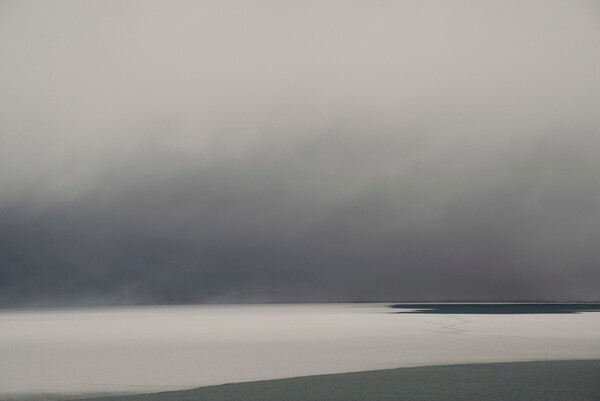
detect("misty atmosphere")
(1, 0), (600, 307)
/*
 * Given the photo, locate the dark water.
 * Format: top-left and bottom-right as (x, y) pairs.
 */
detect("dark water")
(390, 303), (600, 314)
(74, 360), (600, 401)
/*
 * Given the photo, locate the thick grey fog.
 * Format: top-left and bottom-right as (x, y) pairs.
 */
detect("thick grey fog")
(1, 1), (600, 307)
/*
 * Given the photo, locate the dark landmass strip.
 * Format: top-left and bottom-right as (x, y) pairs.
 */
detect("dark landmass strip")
(74, 360), (600, 401)
(390, 303), (600, 314)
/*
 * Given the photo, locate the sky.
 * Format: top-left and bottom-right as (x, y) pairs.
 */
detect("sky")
(1, 0), (600, 307)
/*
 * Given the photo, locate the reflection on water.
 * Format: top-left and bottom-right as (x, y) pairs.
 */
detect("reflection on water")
(391, 303), (600, 314)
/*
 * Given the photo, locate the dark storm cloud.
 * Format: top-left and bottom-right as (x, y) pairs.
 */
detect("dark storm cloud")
(1, 1), (600, 306)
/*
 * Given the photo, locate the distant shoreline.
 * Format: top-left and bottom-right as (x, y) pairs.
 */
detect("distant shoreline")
(3, 301), (600, 313)
(62, 359), (600, 401)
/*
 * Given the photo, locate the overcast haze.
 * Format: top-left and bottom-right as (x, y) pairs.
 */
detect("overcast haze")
(1, 0), (600, 307)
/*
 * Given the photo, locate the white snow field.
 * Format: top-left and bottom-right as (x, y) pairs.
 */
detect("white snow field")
(1, 303), (600, 399)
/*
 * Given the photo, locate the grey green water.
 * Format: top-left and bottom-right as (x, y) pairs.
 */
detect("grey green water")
(76, 360), (600, 401)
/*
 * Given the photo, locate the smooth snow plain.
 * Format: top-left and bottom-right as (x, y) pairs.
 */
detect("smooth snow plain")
(1, 303), (600, 398)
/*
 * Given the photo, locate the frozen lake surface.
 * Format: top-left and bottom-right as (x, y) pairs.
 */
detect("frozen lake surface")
(1, 303), (600, 399)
